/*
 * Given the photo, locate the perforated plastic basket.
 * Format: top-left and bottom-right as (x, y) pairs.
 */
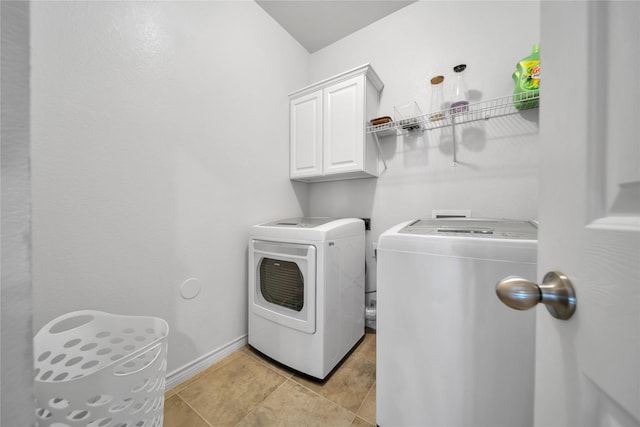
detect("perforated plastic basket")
(34, 310), (169, 427)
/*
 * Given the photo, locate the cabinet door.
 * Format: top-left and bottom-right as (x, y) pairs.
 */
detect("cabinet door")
(290, 90), (323, 179)
(323, 75), (365, 176)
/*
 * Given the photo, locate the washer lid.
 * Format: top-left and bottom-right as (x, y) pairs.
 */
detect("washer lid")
(399, 218), (538, 240)
(262, 217), (336, 228)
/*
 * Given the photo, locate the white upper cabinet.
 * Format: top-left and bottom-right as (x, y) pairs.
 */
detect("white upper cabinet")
(289, 64), (383, 182)
(323, 75), (365, 176)
(290, 90), (323, 179)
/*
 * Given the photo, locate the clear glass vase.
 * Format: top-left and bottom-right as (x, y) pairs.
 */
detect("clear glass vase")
(451, 64), (469, 113)
(429, 75), (445, 121)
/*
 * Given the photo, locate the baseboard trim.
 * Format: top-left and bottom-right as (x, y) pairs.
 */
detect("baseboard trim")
(165, 334), (248, 390)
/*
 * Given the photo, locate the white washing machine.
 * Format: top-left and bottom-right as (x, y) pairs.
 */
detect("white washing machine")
(248, 217), (365, 379)
(377, 218), (537, 427)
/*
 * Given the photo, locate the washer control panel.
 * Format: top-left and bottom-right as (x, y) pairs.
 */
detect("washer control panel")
(399, 219), (537, 240)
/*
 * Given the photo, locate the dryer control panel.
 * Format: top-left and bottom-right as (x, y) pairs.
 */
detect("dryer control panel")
(263, 217), (335, 228)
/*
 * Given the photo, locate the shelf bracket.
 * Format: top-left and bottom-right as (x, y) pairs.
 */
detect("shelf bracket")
(372, 132), (388, 171)
(451, 114), (458, 167)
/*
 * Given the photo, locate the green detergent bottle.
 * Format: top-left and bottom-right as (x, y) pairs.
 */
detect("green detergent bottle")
(513, 44), (540, 109)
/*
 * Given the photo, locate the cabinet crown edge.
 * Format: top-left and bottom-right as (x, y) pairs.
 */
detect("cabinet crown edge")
(289, 63), (384, 99)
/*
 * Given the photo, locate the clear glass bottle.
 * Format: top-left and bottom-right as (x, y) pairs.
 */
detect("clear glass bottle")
(451, 64), (469, 113)
(429, 75), (445, 121)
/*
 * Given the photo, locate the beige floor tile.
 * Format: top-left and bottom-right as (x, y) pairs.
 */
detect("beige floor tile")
(292, 352), (376, 412)
(351, 416), (375, 427)
(168, 350), (243, 395)
(237, 380), (355, 427)
(240, 345), (295, 379)
(165, 329), (378, 426)
(356, 382), (376, 425)
(178, 353), (287, 426)
(352, 331), (376, 364)
(163, 395), (210, 427)
(165, 388), (177, 399)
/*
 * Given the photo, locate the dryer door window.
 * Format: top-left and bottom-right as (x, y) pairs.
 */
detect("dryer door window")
(259, 258), (304, 312)
(250, 240), (316, 334)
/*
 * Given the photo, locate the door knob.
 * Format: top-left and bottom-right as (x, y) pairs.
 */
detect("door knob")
(496, 271), (577, 320)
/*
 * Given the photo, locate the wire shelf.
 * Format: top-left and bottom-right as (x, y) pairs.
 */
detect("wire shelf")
(367, 90), (539, 135)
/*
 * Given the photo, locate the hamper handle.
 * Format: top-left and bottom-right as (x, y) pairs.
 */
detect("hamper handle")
(45, 311), (96, 335)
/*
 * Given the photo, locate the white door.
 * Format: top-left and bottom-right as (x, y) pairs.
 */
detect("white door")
(290, 90), (323, 179)
(323, 75), (365, 175)
(535, 2), (640, 426)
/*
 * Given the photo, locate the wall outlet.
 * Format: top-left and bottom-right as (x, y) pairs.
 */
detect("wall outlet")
(361, 217), (371, 230)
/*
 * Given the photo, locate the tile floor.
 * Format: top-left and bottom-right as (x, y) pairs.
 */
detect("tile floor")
(164, 330), (376, 427)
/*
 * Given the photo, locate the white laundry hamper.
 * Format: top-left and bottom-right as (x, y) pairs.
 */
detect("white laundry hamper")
(34, 310), (169, 427)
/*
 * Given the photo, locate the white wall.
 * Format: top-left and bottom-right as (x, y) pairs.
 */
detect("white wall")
(307, 1), (541, 306)
(1, 1), (35, 425)
(31, 1), (309, 377)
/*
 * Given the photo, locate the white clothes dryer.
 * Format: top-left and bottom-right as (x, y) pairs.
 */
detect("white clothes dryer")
(377, 218), (538, 427)
(248, 217), (365, 379)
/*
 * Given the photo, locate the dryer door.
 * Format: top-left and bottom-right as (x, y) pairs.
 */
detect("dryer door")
(250, 240), (316, 334)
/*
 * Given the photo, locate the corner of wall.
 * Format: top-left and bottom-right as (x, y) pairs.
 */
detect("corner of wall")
(1, 1), (35, 425)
